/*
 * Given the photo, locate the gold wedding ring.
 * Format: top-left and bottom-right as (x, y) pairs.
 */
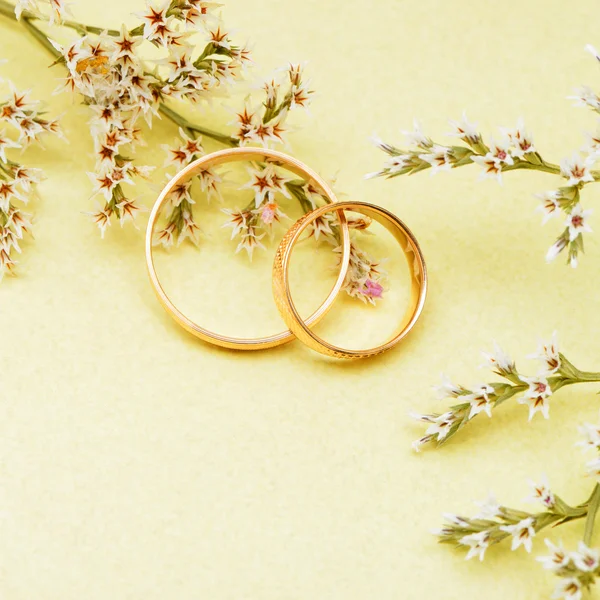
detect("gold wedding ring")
(272, 201), (427, 359)
(145, 147), (350, 350)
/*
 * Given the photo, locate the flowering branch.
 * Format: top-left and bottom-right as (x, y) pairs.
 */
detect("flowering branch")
(0, 74), (62, 278)
(0, 0), (388, 300)
(369, 45), (600, 268)
(437, 414), (600, 599)
(412, 334), (600, 451)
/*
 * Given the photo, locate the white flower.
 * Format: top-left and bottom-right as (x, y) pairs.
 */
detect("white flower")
(585, 456), (600, 478)
(310, 213), (336, 241)
(466, 384), (495, 419)
(488, 137), (515, 166)
(528, 332), (561, 374)
(14, 0), (39, 19)
(569, 85), (600, 110)
(546, 237), (568, 263)
(221, 208), (249, 240)
(460, 531), (490, 561)
(474, 493), (502, 520)
(578, 420), (600, 449)
(538, 539), (571, 571)
(419, 145), (452, 175)
(503, 118), (536, 158)
(560, 154), (595, 186)
(518, 375), (552, 421)
(433, 374), (465, 400)
(552, 577), (583, 600)
(586, 43), (600, 62)
(402, 118), (432, 149)
(254, 201), (288, 227)
(536, 190), (562, 224)
(0, 135), (21, 162)
(471, 154), (504, 184)
(111, 25), (143, 72)
(385, 155), (410, 175)
(425, 411), (459, 441)
(241, 164), (292, 207)
(235, 226), (265, 260)
(481, 341), (514, 374)
(566, 204), (592, 241)
(527, 476), (555, 509)
(411, 434), (434, 452)
(448, 112), (480, 145)
(572, 542), (600, 572)
(500, 517), (536, 553)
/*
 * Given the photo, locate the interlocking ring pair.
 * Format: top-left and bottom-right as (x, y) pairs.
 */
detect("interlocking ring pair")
(145, 147), (427, 359)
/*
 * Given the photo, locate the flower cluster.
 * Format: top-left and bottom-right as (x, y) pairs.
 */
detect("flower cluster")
(0, 78), (61, 279)
(155, 63), (313, 249)
(369, 43), (600, 267)
(37, 0), (251, 236)
(435, 411), (600, 599)
(411, 334), (600, 451)
(0, 0), (386, 301)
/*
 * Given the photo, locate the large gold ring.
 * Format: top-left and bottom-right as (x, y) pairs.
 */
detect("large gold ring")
(145, 147), (350, 350)
(272, 201), (427, 359)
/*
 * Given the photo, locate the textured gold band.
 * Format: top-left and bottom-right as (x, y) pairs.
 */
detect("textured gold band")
(145, 147), (350, 350)
(272, 201), (427, 359)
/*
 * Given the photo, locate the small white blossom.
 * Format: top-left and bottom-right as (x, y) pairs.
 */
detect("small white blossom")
(536, 190), (562, 224)
(448, 112), (480, 145)
(566, 204), (593, 241)
(527, 476), (555, 509)
(528, 332), (561, 374)
(586, 43), (600, 62)
(569, 85), (600, 110)
(518, 375), (553, 421)
(466, 384), (495, 419)
(578, 420), (600, 450)
(425, 411), (459, 441)
(572, 542), (600, 572)
(460, 531), (490, 561)
(481, 341), (514, 374)
(538, 539), (571, 571)
(585, 456), (600, 478)
(552, 577), (583, 600)
(474, 493), (502, 520)
(419, 145), (452, 175)
(546, 237), (568, 263)
(471, 154), (504, 184)
(402, 118), (432, 149)
(241, 164), (292, 207)
(502, 118), (536, 158)
(560, 154), (595, 186)
(433, 374), (465, 400)
(500, 518), (536, 553)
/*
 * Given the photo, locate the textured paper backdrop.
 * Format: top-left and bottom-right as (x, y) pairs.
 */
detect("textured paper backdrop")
(3, 1), (600, 598)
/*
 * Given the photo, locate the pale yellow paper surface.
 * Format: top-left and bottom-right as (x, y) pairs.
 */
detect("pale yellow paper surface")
(3, 1), (600, 598)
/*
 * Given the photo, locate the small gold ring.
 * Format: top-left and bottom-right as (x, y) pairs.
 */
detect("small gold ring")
(272, 201), (427, 359)
(145, 147), (350, 350)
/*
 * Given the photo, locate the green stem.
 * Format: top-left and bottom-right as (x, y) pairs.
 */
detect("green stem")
(20, 16), (60, 58)
(584, 484), (600, 545)
(157, 104), (238, 147)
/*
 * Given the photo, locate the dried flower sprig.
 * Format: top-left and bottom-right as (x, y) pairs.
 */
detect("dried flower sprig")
(1, 0), (252, 233)
(369, 44), (600, 268)
(411, 334), (600, 451)
(436, 414), (600, 600)
(0, 0), (386, 300)
(0, 75), (62, 278)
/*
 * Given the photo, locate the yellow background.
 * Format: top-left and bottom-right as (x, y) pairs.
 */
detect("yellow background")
(3, 1), (600, 598)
